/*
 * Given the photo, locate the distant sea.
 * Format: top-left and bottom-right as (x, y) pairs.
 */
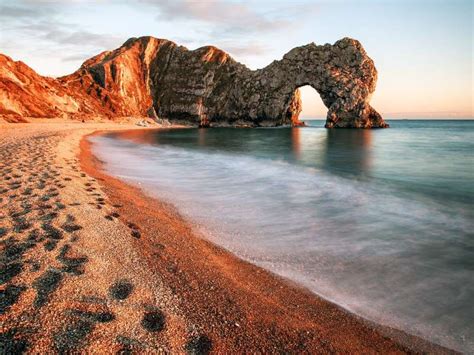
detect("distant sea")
(91, 120), (474, 352)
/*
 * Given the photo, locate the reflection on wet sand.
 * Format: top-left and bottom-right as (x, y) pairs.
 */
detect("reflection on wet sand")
(112, 128), (163, 145)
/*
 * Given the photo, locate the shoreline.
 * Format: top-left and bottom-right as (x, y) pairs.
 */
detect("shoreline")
(80, 127), (454, 353)
(0, 122), (454, 353)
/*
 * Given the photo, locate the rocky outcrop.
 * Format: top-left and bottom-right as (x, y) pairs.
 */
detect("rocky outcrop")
(0, 54), (82, 119)
(0, 36), (388, 128)
(224, 39), (388, 128)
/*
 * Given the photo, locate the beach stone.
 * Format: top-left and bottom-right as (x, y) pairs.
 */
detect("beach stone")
(0, 37), (386, 128)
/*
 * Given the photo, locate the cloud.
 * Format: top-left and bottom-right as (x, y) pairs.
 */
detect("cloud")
(170, 35), (268, 57)
(0, 4), (46, 18)
(215, 41), (268, 57)
(141, 0), (317, 36)
(139, 0), (318, 64)
(0, 0), (123, 70)
(61, 52), (97, 62)
(0, 0), (318, 75)
(44, 29), (122, 49)
(1, 1), (121, 48)
(165, 0), (284, 31)
(10, 19), (122, 49)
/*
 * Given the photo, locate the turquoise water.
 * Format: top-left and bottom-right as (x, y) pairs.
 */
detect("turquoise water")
(91, 120), (474, 352)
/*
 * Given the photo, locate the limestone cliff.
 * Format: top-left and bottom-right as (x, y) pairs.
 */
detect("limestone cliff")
(0, 36), (388, 128)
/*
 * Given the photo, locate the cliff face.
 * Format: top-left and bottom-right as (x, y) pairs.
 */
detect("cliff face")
(58, 37), (163, 118)
(0, 36), (388, 128)
(0, 54), (82, 120)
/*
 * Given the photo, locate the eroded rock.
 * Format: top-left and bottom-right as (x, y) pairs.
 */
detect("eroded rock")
(0, 36), (387, 128)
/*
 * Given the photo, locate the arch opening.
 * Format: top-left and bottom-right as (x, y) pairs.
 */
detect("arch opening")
(286, 85), (328, 127)
(299, 85), (327, 121)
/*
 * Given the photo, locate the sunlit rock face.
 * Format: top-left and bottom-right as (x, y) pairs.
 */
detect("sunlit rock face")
(0, 36), (387, 128)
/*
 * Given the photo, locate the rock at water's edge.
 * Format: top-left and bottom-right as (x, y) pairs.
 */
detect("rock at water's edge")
(0, 36), (388, 128)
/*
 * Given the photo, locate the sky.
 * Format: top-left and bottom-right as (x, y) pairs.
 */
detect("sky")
(0, 0), (472, 118)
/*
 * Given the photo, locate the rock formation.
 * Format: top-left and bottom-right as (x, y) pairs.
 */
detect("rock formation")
(0, 36), (388, 128)
(0, 54), (83, 121)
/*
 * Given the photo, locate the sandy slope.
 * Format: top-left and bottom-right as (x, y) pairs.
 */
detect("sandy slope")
(0, 122), (452, 353)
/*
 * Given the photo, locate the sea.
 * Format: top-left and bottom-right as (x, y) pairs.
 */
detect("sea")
(90, 119), (474, 352)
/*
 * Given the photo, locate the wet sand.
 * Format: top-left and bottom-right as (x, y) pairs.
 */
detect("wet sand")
(0, 122), (454, 353)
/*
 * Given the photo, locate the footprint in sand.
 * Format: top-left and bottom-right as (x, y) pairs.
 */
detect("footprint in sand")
(108, 279), (134, 300)
(0, 227), (8, 238)
(53, 318), (94, 353)
(0, 284), (27, 315)
(126, 222), (141, 239)
(67, 309), (115, 323)
(0, 329), (29, 353)
(185, 334), (213, 355)
(32, 268), (63, 308)
(141, 309), (166, 332)
(56, 244), (88, 275)
(61, 214), (83, 233)
(104, 212), (120, 221)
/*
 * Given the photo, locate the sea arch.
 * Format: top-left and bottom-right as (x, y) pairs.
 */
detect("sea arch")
(218, 38), (389, 128)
